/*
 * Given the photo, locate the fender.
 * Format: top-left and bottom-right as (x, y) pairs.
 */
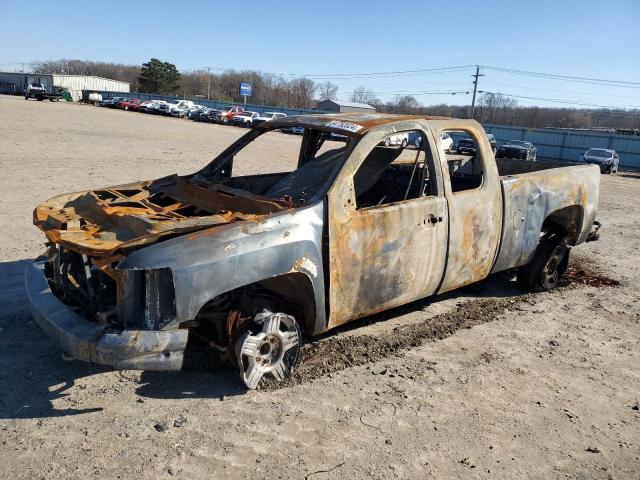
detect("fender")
(117, 202), (327, 333)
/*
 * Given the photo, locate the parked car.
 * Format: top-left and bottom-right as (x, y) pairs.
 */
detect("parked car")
(252, 112), (287, 127)
(127, 99), (146, 111)
(381, 132), (409, 148)
(487, 134), (497, 154)
(496, 140), (537, 161)
(187, 106), (208, 120)
(147, 100), (169, 114)
(119, 98), (142, 110)
(456, 137), (477, 155)
(100, 96), (125, 108)
(198, 108), (222, 123)
(441, 132), (453, 152)
(282, 125), (305, 134)
(114, 98), (133, 109)
(27, 114), (602, 389)
(138, 100), (160, 113)
(579, 148), (619, 174)
(456, 133), (495, 155)
(157, 100), (194, 116)
(214, 106), (245, 124)
(232, 111), (260, 127)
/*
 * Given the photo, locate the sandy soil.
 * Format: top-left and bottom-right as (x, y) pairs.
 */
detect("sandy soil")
(0, 95), (638, 479)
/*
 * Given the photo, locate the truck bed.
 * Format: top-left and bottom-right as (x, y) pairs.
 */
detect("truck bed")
(495, 157), (582, 176)
(491, 159), (600, 273)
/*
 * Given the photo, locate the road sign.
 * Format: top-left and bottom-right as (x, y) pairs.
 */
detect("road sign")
(239, 82), (252, 97)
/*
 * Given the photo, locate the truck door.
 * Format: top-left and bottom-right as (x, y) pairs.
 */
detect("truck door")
(431, 121), (503, 293)
(327, 126), (448, 329)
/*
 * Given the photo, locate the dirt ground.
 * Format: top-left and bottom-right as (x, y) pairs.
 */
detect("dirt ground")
(0, 95), (638, 479)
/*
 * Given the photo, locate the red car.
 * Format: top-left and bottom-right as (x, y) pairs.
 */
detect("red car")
(118, 98), (142, 110)
(216, 106), (245, 124)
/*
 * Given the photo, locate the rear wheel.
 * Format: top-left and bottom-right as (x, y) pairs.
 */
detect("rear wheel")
(234, 309), (302, 389)
(517, 236), (570, 292)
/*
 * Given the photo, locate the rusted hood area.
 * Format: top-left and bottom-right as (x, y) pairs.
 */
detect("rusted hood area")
(33, 175), (290, 257)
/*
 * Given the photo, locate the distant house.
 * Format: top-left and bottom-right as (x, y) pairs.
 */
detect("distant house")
(317, 99), (376, 113)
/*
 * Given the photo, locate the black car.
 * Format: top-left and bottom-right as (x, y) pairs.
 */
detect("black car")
(496, 140), (537, 161)
(456, 133), (497, 155)
(579, 148), (619, 174)
(456, 137), (476, 155)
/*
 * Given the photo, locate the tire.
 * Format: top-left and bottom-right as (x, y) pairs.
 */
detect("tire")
(234, 309), (302, 389)
(401, 138), (408, 148)
(517, 237), (570, 292)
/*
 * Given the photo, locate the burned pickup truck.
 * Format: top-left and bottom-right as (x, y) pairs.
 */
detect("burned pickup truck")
(27, 114), (601, 388)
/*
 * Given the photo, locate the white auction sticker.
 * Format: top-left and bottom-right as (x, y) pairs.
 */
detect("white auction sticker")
(324, 120), (363, 132)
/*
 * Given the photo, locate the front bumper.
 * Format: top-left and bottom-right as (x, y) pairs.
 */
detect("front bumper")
(25, 259), (188, 370)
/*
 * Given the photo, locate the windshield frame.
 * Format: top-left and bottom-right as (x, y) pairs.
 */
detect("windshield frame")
(191, 124), (358, 207)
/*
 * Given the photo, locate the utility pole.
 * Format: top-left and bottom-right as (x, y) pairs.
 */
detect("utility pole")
(470, 65), (484, 119)
(206, 67), (211, 100)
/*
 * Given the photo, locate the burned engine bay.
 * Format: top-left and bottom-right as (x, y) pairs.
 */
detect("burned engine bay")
(33, 174), (294, 330)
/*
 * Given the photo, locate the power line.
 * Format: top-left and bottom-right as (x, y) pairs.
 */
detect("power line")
(478, 90), (640, 111)
(482, 82), (640, 101)
(481, 65), (640, 89)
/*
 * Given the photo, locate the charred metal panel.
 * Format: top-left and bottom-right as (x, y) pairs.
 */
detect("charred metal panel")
(428, 120), (503, 294)
(26, 260), (187, 371)
(491, 163), (600, 273)
(117, 202), (327, 334)
(327, 121), (448, 328)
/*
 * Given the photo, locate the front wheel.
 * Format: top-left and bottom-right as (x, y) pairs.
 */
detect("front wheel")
(517, 237), (570, 292)
(235, 309), (302, 389)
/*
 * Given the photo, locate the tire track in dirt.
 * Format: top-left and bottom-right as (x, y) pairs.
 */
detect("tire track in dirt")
(262, 261), (620, 390)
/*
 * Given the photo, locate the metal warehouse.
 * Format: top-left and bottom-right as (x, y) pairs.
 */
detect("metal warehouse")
(0, 72), (129, 101)
(316, 99), (376, 113)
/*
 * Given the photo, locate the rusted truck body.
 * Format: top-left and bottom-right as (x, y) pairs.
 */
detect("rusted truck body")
(27, 113), (601, 388)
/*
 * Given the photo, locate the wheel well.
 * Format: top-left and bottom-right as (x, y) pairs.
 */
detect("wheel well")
(541, 205), (583, 245)
(189, 273), (316, 350)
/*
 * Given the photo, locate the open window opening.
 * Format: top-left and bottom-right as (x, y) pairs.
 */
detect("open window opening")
(354, 130), (437, 209)
(193, 128), (350, 206)
(445, 130), (485, 192)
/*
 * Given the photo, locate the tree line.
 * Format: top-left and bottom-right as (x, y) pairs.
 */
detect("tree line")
(31, 58), (639, 130)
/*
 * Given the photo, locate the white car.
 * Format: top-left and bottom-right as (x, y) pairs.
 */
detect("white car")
(441, 132), (453, 152)
(158, 100), (195, 116)
(232, 111), (260, 127)
(382, 132), (409, 148)
(253, 112), (287, 126)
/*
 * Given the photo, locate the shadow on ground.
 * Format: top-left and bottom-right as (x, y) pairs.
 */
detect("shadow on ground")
(0, 258), (523, 418)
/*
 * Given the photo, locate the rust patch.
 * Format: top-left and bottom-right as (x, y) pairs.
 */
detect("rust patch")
(33, 176), (289, 257)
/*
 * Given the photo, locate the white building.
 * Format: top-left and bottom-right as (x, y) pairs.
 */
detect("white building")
(0, 72), (130, 101)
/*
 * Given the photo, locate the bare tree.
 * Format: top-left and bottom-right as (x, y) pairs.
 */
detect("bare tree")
(350, 86), (377, 105)
(317, 81), (338, 101)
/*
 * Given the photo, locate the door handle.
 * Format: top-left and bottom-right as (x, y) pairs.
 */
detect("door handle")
(427, 214), (443, 224)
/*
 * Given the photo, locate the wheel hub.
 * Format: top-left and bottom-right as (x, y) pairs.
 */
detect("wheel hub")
(235, 310), (301, 389)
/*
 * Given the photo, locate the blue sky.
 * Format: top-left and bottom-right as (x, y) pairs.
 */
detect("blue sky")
(1, 0), (639, 108)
